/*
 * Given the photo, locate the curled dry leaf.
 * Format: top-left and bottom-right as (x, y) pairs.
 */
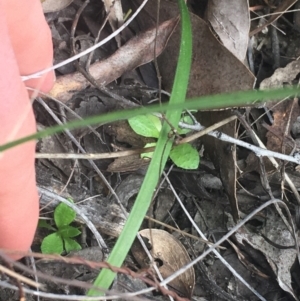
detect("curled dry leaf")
(49, 17), (179, 102)
(260, 60), (300, 158)
(41, 0), (73, 13)
(260, 60), (300, 90)
(106, 155), (149, 173)
(102, 0), (123, 40)
(39, 133), (74, 177)
(230, 213), (298, 300)
(205, 0), (250, 62)
(133, 0), (256, 99)
(131, 229), (195, 298)
(246, 61), (300, 173)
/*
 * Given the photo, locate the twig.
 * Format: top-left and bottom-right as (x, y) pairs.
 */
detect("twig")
(144, 215), (224, 247)
(251, 9), (300, 21)
(35, 146), (155, 159)
(30, 88), (107, 143)
(28, 248), (40, 301)
(162, 172), (266, 301)
(0, 264), (42, 289)
(86, 10), (110, 70)
(70, 0), (90, 55)
(235, 110), (300, 245)
(271, 21), (280, 69)
(234, 111), (274, 198)
(159, 198), (299, 298)
(240, 114), (300, 206)
(280, 98), (298, 200)
(21, 0), (149, 81)
(177, 115), (237, 144)
(36, 97), (126, 225)
(179, 117), (300, 165)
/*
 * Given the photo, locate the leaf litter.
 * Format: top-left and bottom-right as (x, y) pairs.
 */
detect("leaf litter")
(5, 0), (300, 300)
(49, 16), (179, 102)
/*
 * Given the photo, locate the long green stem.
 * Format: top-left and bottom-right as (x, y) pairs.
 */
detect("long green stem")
(86, 0), (192, 296)
(0, 88), (298, 153)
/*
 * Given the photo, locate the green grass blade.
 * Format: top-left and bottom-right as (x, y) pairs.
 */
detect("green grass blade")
(86, 0), (192, 296)
(0, 87), (299, 153)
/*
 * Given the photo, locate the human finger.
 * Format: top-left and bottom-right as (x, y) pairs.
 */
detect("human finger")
(0, 6), (39, 259)
(3, 0), (55, 93)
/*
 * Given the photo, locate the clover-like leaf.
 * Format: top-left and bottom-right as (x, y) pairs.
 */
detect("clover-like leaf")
(170, 143), (199, 169)
(38, 219), (56, 231)
(58, 225), (81, 238)
(41, 233), (64, 254)
(54, 200), (76, 228)
(141, 142), (157, 159)
(178, 115), (194, 135)
(64, 238), (82, 253)
(128, 114), (161, 138)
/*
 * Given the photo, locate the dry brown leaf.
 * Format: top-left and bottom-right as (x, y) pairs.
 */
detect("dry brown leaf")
(128, 0), (256, 100)
(206, 0), (250, 62)
(102, 0), (123, 30)
(39, 134), (74, 177)
(264, 99), (298, 155)
(107, 155), (149, 173)
(104, 120), (153, 172)
(230, 214), (298, 300)
(41, 0), (73, 13)
(102, 0), (123, 47)
(49, 17), (179, 102)
(260, 60), (300, 90)
(260, 60), (300, 155)
(131, 229), (195, 298)
(148, 1), (255, 99)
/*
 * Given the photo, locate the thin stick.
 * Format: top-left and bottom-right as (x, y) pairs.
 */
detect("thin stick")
(177, 115), (237, 144)
(163, 172), (266, 301)
(0, 264), (42, 289)
(251, 9), (300, 21)
(35, 146), (155, 159)
(21, 0), (149, 81)
(36, 97), (126, 222)
(180, 117), (300, 165)
(158, 198), (299, 300)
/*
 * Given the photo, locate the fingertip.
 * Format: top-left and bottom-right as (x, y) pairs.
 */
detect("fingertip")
(26, 69), (56, 96)
(3, 0), (55, 93)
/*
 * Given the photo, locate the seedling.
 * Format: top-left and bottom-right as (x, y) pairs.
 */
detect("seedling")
(39, 199), (81, 254)
(128, 113), (199, 169)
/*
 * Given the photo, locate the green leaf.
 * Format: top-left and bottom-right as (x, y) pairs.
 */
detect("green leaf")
(54, 201), (76, 228)
(170, 143), (199, 169)
(41, 233), (64, 254)
(57, 225), (81, 238)
(141, 142), (157, 159)
(63, 238), (82, 253)
(38, 219), (56, 231)
(128, 114), (161, 138)
(178, 115), (194, 135)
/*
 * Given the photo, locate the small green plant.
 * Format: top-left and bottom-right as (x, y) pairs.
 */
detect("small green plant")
(39, 199), (81, 254)
(128, 113), (199, 169)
